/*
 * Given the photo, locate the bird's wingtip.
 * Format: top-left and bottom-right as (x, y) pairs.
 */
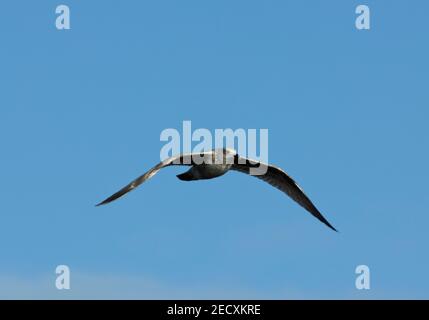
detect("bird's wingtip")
(325, 222), (338, 232)
(326, 222), (338, 232)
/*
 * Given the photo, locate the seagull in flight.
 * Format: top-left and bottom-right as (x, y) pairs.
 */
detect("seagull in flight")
(96, 148), (337, 231)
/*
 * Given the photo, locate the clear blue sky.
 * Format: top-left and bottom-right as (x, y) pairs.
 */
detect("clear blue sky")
(1, 1), (428, 299)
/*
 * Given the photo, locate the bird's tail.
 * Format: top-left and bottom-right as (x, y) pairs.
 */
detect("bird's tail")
(176, 171), (195, 181)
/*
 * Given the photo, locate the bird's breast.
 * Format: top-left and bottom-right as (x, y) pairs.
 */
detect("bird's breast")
(196, 164), (231, 179)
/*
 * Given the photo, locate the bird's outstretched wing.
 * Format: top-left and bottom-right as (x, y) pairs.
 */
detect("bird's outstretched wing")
(96, 153), (204, 206)
(231, 155), (337, 231)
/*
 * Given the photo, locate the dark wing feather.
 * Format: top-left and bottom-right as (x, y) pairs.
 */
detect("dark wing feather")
(95, 153), (198, 206)
(231, 156), (337, 231)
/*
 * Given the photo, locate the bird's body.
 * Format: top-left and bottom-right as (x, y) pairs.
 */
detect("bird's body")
(97, 148), (337, 231)
(177, 163), (231, 181)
